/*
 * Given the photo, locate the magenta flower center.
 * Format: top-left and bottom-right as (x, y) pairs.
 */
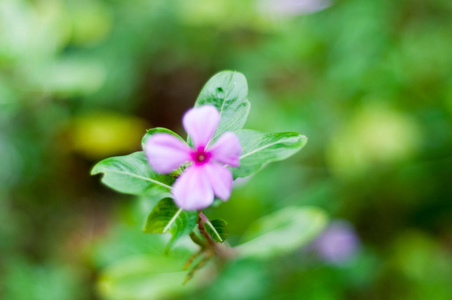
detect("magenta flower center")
(191, 147), (211, 166)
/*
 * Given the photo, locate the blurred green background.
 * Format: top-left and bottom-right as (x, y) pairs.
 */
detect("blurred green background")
(1, 0), (451, 299)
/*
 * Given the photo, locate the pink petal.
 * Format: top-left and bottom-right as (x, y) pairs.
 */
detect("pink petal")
(203, 162), (233, 201)
(172, 165), (214, 210)
(183, 105), (220, 148)
(144, 133), (191, 174)
(209, 132), (242, 167)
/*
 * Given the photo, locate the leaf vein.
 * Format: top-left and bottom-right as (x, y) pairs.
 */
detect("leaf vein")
(103, 170), (172, 190)
(163, 208), (183, 233)
(240, 140), (288, 159)
(206, 220), (223, 242)
(218, 72), (234, 118)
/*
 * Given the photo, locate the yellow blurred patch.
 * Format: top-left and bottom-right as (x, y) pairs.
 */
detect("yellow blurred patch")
(71, 112), (149, 159)
(326, 103), (421, 178)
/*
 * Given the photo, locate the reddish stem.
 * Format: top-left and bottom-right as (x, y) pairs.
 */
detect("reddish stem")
(197, 210), (236, 260)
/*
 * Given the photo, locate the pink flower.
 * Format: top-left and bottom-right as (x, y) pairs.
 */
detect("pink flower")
(144, 105), (242, 210)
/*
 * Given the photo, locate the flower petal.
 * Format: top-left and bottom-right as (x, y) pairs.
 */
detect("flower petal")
(172, 165), (214, 210)
(203, 162), (233, 201)
(209, 132), (242, 167)
(144, 133), (191, 173)
(183, 105), (220, 148)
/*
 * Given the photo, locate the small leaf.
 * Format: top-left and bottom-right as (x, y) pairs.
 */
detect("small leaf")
(237, 206), (327, 259)
(142, 127), (185, 149)
(143, 198), (198, 250)
(195, 71), (250, 141)
(204, 219), (229, 243)
(91, 151), (173, 197)
(233, 130), (307, 178)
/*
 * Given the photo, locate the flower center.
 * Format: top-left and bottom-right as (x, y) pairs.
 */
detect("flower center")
(192, 148), (211, 166)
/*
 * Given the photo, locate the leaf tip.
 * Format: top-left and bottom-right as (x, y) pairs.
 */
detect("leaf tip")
(297, 134), (308, 146)
(90, 164), (101, 176)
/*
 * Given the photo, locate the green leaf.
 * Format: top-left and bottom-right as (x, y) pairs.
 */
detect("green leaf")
(195, 71), (250, 140)
(91, 151), (173, 197)
(233, 130), (307, 178)
(237, 206), (327, 259)
(204, 219), (229, 243)
(142, 127), (185, 149)
(98, 254), (206, 300)
(143, 198), (198, 250)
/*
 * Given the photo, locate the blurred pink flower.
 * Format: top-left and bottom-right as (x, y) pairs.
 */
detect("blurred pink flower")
(314, 220), (360, 264)
(259, 0), (331, 17)
(145, 105), (241, 210)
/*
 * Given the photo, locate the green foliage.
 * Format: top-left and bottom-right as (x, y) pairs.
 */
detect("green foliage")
(91, 152), (173, 197)
(91, 71), (309, 253)
(92, 71), (307, 201)
(233, 130), (308, 178)
(194, 71), (250, 141)
(7, 0), (452, 297)
(204, 219), (229, 243)
(238, 207), (327, 259)
(98, 255), (205, 300)
(143, 198), (198, 250)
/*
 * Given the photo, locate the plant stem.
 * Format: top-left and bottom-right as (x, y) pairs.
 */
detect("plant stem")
(189, 232), (207, 247)
(197, 211), (236, 260)
(197, 211), (216, 247)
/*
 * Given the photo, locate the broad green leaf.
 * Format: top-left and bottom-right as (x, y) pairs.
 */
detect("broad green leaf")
(204, 219), (229, 243)
(98, 254), (206, 300)
(91, 151), (173, 197)
(143, 198), (198, 249)
(195, 71), (250, 140)
(233, 130), (307, 178)
(141, 127), (185, 149)
(237, 206), (327, 259)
